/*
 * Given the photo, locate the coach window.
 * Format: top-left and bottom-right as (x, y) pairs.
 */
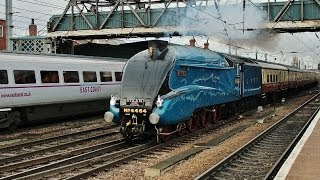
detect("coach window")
(0, 25), (3, 37)
(83, 71), (97, 82)
(115, 72), (122, 82)
(63, 71), (79, 83)
(100, 71), (112, 82)
(14, 70), (36, 84)
(273, 75), (275, 82)
(41, 71), (59, 83)
(0, 70), (8, 84)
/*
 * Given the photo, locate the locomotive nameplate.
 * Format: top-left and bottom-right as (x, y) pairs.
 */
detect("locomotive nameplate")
(126, 99), (144, 106)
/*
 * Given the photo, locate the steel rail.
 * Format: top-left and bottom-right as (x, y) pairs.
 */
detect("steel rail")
(0, 130), (118, 165)
(4, 119), (214, 179)
(0, 125), (115, 153)
(13, 142), (157, 180)
(58, 122), (231, 179)
(0, 140), (130, 180)
(195, 92), (320, 180)
(0, 132), (121, 172)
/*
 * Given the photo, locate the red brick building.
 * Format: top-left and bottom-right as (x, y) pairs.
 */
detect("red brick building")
(0, 19), (6, 50)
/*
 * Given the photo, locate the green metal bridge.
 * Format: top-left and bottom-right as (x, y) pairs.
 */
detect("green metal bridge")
(47, 0), (320, 39)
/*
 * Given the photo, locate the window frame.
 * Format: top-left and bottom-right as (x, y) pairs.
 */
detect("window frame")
(40, 70), (59, 84)
(0, 25), (3, 37)
(100, 71), (113, 82)
(0, 70), (8, 84)
(115, 72), (122, 82)
(13, 70), (36, 84)
(63, 71), (79, 83)
(83, 71), (97, 83)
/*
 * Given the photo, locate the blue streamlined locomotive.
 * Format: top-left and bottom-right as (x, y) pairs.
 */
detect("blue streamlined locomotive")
(105, 40), (318, 142)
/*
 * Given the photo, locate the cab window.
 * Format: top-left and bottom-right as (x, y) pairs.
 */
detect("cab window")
(115, 72), (122, 82)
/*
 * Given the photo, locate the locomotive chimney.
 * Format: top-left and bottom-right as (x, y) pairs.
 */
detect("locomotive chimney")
(189, 37), (196, 46)
(148, 40), (160, 60)
(204, 39), (209, 49)
(29, 18), (37, 36)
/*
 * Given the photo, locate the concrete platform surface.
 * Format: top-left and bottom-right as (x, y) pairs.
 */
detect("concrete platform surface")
(275, 110), (320, 180)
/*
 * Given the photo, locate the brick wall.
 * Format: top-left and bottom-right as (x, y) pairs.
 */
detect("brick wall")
(0, 19), (6, 50)
(29, 19), (37, 36)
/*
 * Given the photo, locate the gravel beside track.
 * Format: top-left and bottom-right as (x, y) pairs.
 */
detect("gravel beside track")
(196, 93), (320, 179)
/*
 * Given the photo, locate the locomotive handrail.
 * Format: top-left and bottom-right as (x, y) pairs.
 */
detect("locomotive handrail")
(180, 63), (232, 69)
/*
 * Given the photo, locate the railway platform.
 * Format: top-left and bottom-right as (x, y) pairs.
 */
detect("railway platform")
(275, 109), (320, 179)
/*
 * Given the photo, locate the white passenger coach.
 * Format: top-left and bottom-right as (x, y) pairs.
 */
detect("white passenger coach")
(0, 52), (126, 129)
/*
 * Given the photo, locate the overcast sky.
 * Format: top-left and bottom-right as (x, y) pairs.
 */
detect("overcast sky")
(0, 0), (68, 36)
(0, 0), (319, 67)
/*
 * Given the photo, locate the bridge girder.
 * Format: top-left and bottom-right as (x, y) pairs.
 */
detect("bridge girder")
(49, 0), (208, 32)
(47, 0), (320, 39)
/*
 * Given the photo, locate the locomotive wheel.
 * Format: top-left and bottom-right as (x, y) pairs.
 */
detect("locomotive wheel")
(211, 106), (220, 124)
(177, 123), (186, 136)
(200, 111), (209, 127)
(160, 135), (170, 142)
(187, 117), (197, 132)
(160, 128), (170, 142)
(120, 126), (134, 140)
(8, 123), (18, 132)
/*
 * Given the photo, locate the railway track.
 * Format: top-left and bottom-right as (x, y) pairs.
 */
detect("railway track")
(5, 130), (211, 180)
(196, 93), (320, 180)
(0, 126), (120, 178)
(11, 141), (159, 180)
(0, 115), (218, 179)
(1, 91), (317, 179)
(0, 125), (116, 155)
(0, 117), (109, 144)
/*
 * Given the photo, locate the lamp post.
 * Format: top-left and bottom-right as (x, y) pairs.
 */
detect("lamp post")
(5, 0), (13, 51)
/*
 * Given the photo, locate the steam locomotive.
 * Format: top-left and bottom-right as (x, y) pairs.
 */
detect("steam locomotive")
(105, 40), (318, 142)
